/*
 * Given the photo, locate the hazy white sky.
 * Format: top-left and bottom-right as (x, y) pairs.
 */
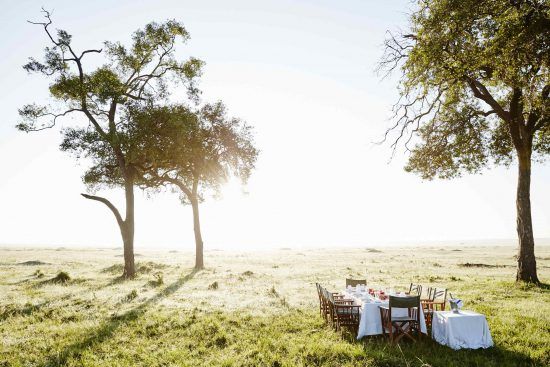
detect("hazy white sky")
(0, 0), (548, 250)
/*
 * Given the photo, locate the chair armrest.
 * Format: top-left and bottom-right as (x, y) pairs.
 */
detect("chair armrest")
(335, 304), (361, 310)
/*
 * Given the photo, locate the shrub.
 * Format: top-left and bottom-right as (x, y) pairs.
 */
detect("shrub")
(428, 275), (443, 282)
(53, 271), (71, 284)
(148, 272), (164, 287)
(208, 281), (219, 290)
(18, 260), (48, 266)
(124, 289), (138, 302)
(34, 269), (44, 278)
(214, 335), (227, 348)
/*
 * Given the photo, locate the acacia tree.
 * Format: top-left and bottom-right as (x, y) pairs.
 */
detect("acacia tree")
(130, 102), (258, 269)
(17, 10), (203, 277)
(380, 0), (549, 283)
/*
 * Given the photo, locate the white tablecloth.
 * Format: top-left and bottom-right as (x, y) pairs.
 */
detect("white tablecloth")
(432, 310), (494, 350)
(344, 290), (427, 339)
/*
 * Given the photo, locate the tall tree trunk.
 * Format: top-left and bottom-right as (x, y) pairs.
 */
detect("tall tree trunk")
(122, 178), (136, 278)
(515, 151), (539, 283)
(190, 196), (204, 269)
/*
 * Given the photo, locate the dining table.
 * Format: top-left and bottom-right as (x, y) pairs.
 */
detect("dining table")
(343, 287), (428, 340)
(431, 310), (494, 349)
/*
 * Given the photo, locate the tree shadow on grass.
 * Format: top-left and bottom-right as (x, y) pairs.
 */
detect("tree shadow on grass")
(38, 268), (199, 367)
(0, 300), (51, 321)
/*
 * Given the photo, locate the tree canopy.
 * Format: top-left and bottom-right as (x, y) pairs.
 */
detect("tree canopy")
(381, 0), (549, 178)
(381, 0), (549, 283)
(131, 101), (258, 202)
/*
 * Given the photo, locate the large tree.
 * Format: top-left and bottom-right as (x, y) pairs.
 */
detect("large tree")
(129, 102), (258, 269)
(381, 0), (549, 283)
(17, 10), (203, 277)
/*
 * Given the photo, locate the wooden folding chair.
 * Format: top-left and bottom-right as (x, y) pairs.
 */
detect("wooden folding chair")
(322, 287), (355, 327)
(422, 288), (447, 328)
(407, 283), (423, 296)
(315, 283), (324, 317)
(379, 295), (421, 344)
(327, 291), (360, 334)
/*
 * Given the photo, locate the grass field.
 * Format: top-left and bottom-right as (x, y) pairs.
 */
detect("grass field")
(0, 244), (549, 367)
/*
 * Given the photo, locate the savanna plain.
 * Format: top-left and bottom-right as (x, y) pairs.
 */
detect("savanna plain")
(1, 245), (549, 367)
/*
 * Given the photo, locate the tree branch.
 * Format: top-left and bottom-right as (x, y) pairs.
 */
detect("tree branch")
(465, 77), (509, 121)
(17, 107), (82, 132)
(81, 193), (124, 228)
(466, 77), (526, 149)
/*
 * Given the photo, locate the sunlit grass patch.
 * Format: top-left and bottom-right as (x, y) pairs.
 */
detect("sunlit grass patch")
(0, 245), (548, 366)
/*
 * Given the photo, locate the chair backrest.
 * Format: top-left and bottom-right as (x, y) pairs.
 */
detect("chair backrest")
(426, 286), (434, 300)
(325, 288), (335, 304)
(409, 283), (422, 296)
(346, 278), (366, 287)
(431, 288), (447, 302)
(321, 287), (328, 300)
(389, 295), (420, 309)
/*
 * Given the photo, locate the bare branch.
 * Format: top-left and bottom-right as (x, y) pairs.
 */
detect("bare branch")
(81, 193), (124, 228)
(377, 30), (415, 78)
(80, 49), (102, 58)
(378, 87), (446, 157)
(17, 107), (82, 132)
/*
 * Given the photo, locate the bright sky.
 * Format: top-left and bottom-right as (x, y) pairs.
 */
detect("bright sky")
(1, 0), (549, 250)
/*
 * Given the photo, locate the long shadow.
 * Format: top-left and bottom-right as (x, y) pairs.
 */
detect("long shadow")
(38, 268), (199, 367)
(0, 300), (51, 321)
(95, 262), (174, 290)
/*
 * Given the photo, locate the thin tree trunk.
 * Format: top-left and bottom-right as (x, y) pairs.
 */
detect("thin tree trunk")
(122, 178), (136, 278)
(515, 151), (539, 283)
(190, 196), (204, 269)
(81, 185), (135, 278)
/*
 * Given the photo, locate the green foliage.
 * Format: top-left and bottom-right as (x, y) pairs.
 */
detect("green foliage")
(18, 12), (203, 191)
(382, 0), (550, 179)
(129, 101), (259, 203)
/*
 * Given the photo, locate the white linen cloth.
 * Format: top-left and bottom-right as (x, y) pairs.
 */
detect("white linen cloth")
(432, 310), (494, 350)
(343, 289), (427, 339)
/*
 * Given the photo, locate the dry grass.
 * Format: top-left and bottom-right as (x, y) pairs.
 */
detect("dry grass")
(0, 244), (549, 366)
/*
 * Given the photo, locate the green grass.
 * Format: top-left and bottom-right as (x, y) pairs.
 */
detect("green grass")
(0, 245), (549, 366)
